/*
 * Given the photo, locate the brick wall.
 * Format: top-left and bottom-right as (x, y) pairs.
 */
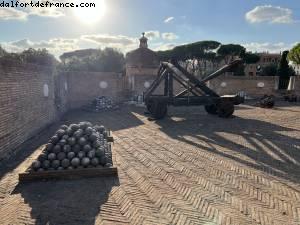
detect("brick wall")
(64, 71), (124, 109)
(208, 75), (278, 97)
(0, 60), (57, 160)
(54, 72), (69, 114)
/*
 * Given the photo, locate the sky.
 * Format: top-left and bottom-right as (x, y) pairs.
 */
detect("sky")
(0, 0), (299, 57)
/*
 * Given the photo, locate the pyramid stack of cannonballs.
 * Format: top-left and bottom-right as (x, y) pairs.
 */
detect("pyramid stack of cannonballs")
(85, 96), (119, 112)
(31, 122), (113, 172)
(259, 95), (275, 108)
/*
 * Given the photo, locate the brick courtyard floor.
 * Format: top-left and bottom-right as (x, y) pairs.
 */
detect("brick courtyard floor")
(0, 103), (300, 225)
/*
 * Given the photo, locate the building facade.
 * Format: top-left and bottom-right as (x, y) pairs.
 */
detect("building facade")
(245, 53), (281, 76)
(125, 33), (160, 96)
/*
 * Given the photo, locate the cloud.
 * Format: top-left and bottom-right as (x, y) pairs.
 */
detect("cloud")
(144, 31), (160, 40)
(0, 0), (65, 20)
(154, 43), (177, 51)
(164, 16), (174, 23)
(245, 5), (296, 24)
(81, 34), (136, 45)
(242, 42), (296, 53)
(1, 38), (78, 56)
(1, 32), (182, 57)
(81, 34), (138, 52)
(28, 7), (65, 18)
(162, 33), (178, 41)
(1, 33), (151, 57)
(0, 8), (28, 20)
(23, 0), (65, 18)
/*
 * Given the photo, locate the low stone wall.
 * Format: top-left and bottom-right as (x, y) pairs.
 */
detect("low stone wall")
(0, 60), (57, 160)
(208, 75), (278, 97)
(64, 71), (124, 109)
(129, 74), (186, 97)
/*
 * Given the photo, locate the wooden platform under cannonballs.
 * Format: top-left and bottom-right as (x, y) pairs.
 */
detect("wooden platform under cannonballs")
(19, 166), (118, 182)
(19, 132), (117, 182)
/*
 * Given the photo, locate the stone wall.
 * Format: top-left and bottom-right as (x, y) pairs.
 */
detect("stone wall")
(208, 75), (278, 97)
(127, 73), (186, 97)
(0, 63), (125, 160)
(64, 71), (124, 109)
(0, 60), (57, 160)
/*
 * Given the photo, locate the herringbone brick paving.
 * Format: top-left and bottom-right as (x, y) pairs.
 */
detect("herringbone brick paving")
(0, 103), (300, 225)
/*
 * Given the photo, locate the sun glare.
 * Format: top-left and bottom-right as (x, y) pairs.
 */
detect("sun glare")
(73, 0), (106, 24)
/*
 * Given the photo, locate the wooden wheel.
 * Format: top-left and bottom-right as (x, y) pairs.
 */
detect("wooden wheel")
(217, 101), (234, 118)
(146, 99), (168, 120)
(205, 104), (218, 115)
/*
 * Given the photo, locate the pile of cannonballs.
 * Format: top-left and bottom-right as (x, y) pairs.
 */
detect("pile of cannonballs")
(89, 96), (118, 112)
(259, 95), (275, 108)
(31, 122), (113, 172)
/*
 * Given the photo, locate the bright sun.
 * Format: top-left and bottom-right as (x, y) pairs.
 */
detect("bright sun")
(73, 0), (106, 24)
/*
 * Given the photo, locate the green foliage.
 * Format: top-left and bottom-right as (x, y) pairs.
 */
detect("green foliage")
(217, 44), (245, 63)
(0, 47), (57, 66)
(157, 40), (221, 61)
(156, 49), (173, 61)
(260, 64), (277, 76)
(21, 48), (57, 66)
(232, 64), (245, 76)
(157, 41), (258, 64)
(288, 43), (300, 64)
(0, 45), (7, 57)
(217, 44), (245, 56)
(277, 51), (295, 77)
(240, 49), (260, 64)
(60, 48), (125, 72)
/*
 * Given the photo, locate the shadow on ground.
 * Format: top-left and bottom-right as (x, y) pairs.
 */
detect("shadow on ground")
(0, 105), (143, 181)
(0, 122), (62, 181)
(63, 106), (144, 132)
(130, 104), (300, 184)
(13, 177), (119, 225)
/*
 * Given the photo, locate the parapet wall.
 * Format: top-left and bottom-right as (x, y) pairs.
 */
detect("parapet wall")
(208, 75), (278, 97)
(0, 60), (57, 159)
(64, 71), (124, 109)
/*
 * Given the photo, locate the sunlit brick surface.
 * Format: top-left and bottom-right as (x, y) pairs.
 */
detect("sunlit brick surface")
(1, 103), (300, 225)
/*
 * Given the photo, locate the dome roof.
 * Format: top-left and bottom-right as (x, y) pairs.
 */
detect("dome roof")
(126, 47), (159, 67)
(126, 33), (159, 67)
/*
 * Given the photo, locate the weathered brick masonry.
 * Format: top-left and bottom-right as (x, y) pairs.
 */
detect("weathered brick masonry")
(0, 60), (57, 160)
(0, 63), (125, 160)
(64, 71), (124, 109)
(208, 75), (278, 97)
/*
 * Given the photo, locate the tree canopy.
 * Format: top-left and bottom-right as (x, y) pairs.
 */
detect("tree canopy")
(21, 48), (57, 66)
(217, 44), (245, 63)
(59, 48), (125, 72)
(277, 51), (295, 77)
(157, 40), (221, 61)
(260, 64), (277, 76)
(157, 41), (259, 64)
(156, 41), (260, 77)
(288, 43), (300, 64)
(0, 46), (6, 57)
(0, 47), (57, 66)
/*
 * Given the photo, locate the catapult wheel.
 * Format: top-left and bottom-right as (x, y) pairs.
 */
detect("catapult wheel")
(205, 104), (218, 115)
(217, 101), (234, 118)
(146, 99), (168, 120)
